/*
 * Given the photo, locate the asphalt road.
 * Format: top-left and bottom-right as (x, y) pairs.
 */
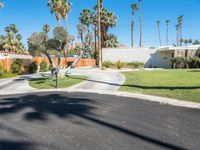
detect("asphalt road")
(0, 92), (199, 150)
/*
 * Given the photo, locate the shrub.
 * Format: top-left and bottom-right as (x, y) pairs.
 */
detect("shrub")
(11, 59), (22, 74)
(171, 57), (186, 69)
(28, 61), (38, 73)
(40, 61), (48, 72)
(114, 61), (126, 69)
(188, 57), (200, 68)
(126, 62), (144, 69)
(102, 61), (114, 68)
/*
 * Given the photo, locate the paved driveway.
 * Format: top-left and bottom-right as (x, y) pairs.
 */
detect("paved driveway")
(0, 68), (125, 95)
(0, 92), (200, 150)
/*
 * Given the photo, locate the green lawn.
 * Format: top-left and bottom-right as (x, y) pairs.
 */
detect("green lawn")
(29, 75), (88, 89)
(120, 69), (200, 103)
(0, 72), (18, 79)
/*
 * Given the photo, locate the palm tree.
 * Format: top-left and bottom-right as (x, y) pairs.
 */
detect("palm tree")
(184, 39), (188, 46)
(43, 24), (51, 33)
(91, 12), (98, 59)
(180, 38), (184, 46)
(101, 9), (117, 47)
(60, 0), (71, 32)
(175, 24), (179, 46)
(157, 21), (162, 46)
(131, 3), (138, 48)
(79, 9), (92, 29)
(47, 0), (62, 27)
(166, 20), (170, 46)
(16, 34), (22, 41)
(138, 0), (142, 47)
(97, 0), (102, 69)
(2, 24), (25, 53)
(178, 15), (183, 46)
(188, 39), (193, 45)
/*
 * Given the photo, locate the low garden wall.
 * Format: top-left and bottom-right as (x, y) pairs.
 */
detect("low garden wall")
(0, 51), (96, 72)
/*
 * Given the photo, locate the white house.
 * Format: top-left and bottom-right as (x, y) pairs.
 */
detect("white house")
(102, 45), (200, 68)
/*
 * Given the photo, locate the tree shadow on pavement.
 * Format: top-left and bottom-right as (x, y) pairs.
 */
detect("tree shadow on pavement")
(0, 140), (34, 150)
(0, 93), (187, 150)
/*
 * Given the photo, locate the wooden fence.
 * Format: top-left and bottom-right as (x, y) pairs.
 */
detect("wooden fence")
(0, 51), (96, 72)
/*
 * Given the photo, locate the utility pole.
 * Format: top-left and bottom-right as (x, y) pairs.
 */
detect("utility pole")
(97, 0), (102, 69)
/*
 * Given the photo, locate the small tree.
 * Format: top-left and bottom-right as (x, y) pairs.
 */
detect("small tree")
(28, 26), (71, 87)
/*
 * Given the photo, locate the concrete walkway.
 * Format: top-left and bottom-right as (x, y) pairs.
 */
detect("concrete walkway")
(65, 68), (125, 91)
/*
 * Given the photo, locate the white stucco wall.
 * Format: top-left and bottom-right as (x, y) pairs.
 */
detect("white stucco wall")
(102, 47), (158, 68)
(156, 51), (173, 68)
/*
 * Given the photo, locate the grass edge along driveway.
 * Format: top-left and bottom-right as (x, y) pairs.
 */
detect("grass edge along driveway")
(29, 75), (88, 89)
(120, 69), (200, 103)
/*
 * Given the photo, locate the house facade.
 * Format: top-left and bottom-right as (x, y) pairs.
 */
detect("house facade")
(102, 45), (200, 68)
(157, 45), (200, 68)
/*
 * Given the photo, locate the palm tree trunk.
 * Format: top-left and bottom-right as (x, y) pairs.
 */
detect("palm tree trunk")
(157, 24), (162, 46)
(180, 24), (182, 46)
(138, 0), (142, 47)
(176, 28), (179, 46)
(131, 13), (134, 48)
(166, 24), (169, 46)
(98, 0), (102, 69)
(93, 25), (97, 60)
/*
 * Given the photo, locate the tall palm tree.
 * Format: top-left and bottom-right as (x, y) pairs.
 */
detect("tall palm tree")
(60, 0), (71, 32)
(166, 20), (170, 46)
(91, 12), (98, 59)
(138, 0), (142, 47)
(47, 0), (62, 27)
(178, 15), (183, 46)
(188, 39), (193, 45)
(131, 3), (138, 48)
(100, 9), (117, 47)
(97, 0), (102, 69)
(175, 24), (179, 46)
(184, 39), (188, 46)
(156, 21), (162, 46)
(79, 9), (92, 29)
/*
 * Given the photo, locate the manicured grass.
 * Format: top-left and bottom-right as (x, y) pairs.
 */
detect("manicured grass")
(29, 75), (88, 89)
(120, 69), (200, 103)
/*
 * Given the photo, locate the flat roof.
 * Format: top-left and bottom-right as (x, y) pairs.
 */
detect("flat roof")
(158, 45), (200, 52)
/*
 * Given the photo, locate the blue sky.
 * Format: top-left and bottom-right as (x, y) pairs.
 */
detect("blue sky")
(0, 0), (200, 47)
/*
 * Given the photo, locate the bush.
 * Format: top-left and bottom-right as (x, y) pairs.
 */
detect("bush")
(28, 61), (38, 73)
(126, 62), (144, 69)
(171, 57), (186, 69)
(102, 61), (114, 68)
(11, 59), (22, 74)
(40, 61), (48, 72)
(172, 57), (200, 69)
(114, 61), (126, 69)
(188, 57), (200, 68)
